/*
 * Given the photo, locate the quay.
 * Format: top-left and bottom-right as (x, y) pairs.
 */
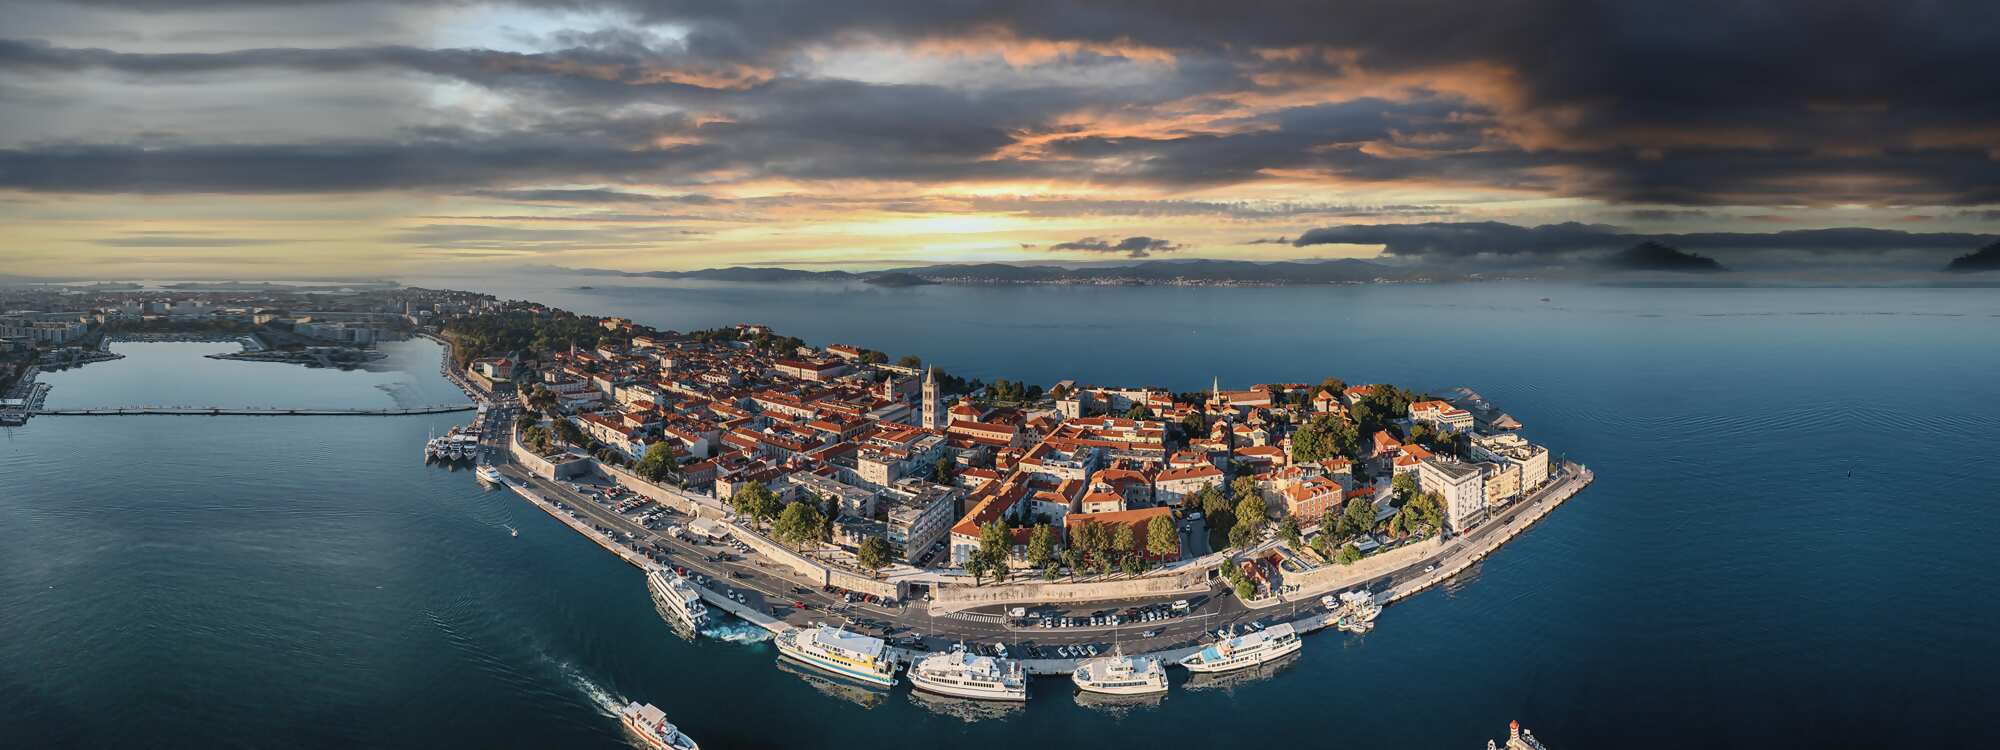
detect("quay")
(485, 424), (1592, 677)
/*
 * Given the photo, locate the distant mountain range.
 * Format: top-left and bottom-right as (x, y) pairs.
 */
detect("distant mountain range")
(556, 258), (1407, 286)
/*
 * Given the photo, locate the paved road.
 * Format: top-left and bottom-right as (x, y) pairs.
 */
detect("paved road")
(480, 404), (1580, 660)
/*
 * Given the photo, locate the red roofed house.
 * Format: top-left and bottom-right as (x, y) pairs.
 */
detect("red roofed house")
(1063, 506), (1178, 561)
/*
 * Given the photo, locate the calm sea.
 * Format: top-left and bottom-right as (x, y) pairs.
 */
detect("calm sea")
(3, 281), (1997, 748)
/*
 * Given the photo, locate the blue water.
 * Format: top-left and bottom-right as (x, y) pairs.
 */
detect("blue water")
(4, 284), (1998, 748)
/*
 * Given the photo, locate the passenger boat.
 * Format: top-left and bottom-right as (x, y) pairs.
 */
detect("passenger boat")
(774, 625), (897, 688)
(907, 646), (1027, 701)
(476, 464), (504, 485)
(619, 702), (699, 750)
(647, 568), (710, 630)
(1072, 648), (1169, 696)
(1333, 590), (1382, 633)
(1178, 623), (1303, 674)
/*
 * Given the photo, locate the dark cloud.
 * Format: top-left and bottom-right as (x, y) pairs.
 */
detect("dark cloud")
(7, 0), (2000, 212)
(1293, 221), (1997, 259)
(465, 188), (682, 204)
(1050, 235), (1183, 257)
(0, 122), (722, 193)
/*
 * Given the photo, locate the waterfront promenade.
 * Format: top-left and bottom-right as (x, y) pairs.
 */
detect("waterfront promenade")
(483, 416), (1592, 676)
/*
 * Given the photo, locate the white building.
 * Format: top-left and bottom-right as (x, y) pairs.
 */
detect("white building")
(1470, 433), (1551, 491)
(881, 479), (962, 565)
(1418, 457), (1487, 532)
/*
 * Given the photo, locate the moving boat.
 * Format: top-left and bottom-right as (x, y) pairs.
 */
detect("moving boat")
(774, 625), (898, 688)
(907, 646), (1027, 701)
(1178, 623), (1303, 674)
(1072, 648), (1169, 696)
(647, 568), (710, 630)
(619, 702), (699, 750)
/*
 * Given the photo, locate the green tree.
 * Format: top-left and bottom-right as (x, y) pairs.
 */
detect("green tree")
(1290, 412), (1360, 464)
(1060, 549), (1082, 577)
(931, 456), (957, 485)
(1343, 496), (1378, 538)
(1336, 543), (1363, 565)
(731, 481), (781, 530)
(634, 442), (680, 483)
(856, 536), (892, 574)
(521, 425), (551, 452)
(897, 355), (923, 369)
(1320, 507), (1340, 536)
(1120, 555), (1144, 575)
(1279, 517), (1302, 549)
(1234, 579), (1257, 600)
(965, 555), (988, 586)
(1112, 523), (1137, 558)
(1234, 493), (1267, 534)
(1146, 514), (1179, 560)
(1026, 523), (1055, 568)
(1230, 475), (1261, 505)
(1125, 403), (1153, 420)
(977, 520), (1012, 583)
(1228, 523), (1256, 549)
(1392, 472), (1420, 503)
(858, 350), (888, 365)
(553, 418), (587, 447)
(513, 413), (539, 433)
(1041, 563), (1060, 581)
(774, 500), (824, 549)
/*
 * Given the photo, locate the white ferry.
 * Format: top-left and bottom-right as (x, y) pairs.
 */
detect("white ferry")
(619, 702), (699, 750)
(1178, 623), (1303, 674)
(908, 646), (1027, 701)
(774, 625), (898, 688)
(475, 464), (504, 485)
(646, 568), (710, 630)
(1072, 648), (1169, 696)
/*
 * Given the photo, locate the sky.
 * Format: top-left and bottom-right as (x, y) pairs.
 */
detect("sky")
(3, 0), (1999, 279)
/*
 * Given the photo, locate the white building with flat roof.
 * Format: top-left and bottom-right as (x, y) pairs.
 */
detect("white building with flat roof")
(1418, 457), (1487, 532)
(1471, 432), (1551, 491)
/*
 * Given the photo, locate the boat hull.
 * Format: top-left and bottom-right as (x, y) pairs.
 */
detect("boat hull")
(775, 638), (896, 688)
(908, 670), (1027, 701)
(1179, 636), (1304, 674)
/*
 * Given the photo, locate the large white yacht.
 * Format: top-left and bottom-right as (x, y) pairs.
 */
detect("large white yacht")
(1178, 623), (1303, 674)
(619, 702), (699, 750)
(907, 646), (1028, 701)
(646, 569), (710, 630)
(1072, 648), (1169, 695)
(774, 625), (897, 688)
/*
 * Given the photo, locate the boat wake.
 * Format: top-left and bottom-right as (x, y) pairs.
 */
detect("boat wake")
(559, 659), (627, 719)
(702, 619), (773, 645)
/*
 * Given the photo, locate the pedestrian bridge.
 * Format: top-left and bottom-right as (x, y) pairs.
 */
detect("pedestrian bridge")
(33, 404), (475, 416)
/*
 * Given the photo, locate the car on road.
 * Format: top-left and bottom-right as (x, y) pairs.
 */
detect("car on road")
(1142, 629), (1160, 638)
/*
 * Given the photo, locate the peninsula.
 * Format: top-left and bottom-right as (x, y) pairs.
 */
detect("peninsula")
(430, 292), (1592, 704)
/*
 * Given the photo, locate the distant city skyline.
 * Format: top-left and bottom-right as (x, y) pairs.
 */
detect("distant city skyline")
(5, 1), (1999, 278)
